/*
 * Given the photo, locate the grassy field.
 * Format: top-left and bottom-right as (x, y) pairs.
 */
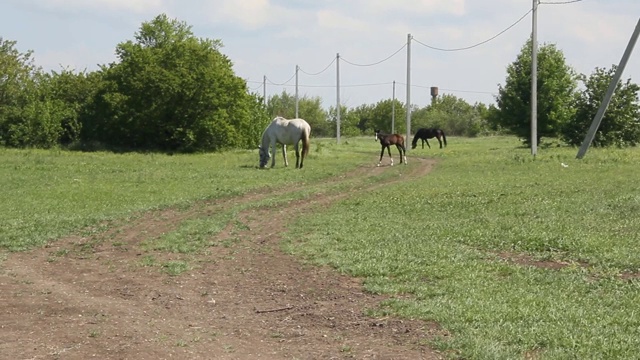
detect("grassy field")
(2, 136), (640, 359)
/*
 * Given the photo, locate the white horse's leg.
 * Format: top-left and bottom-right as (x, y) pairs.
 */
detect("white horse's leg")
(294, 143), (301, 168)
(271, 142), (277, 168)
(282, 144), (288, 167)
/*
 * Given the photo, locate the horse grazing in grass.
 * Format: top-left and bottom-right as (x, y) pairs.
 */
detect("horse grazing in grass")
(411, 128), (447, 149)
(259, 117), (311, 169)
(374, 129), (407, 167)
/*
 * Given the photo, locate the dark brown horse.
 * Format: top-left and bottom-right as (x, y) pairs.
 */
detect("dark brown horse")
(411, 128), (447, 149)
(374, 129), (407, 166)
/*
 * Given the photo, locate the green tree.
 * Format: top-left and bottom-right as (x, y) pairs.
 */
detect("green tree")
(348, 99), (406, 136)
(327, 104), (362, 138)
(266, 91), (330, 136)
(561, 65), (640, 147)
(0, 39), (78, 148)
(44, 69), (103, 146)
(0, 38), (37, 146)
(350, 103), (374, 134)
(415, 94), (488, 136)
(85, 14), (267, 152)
(495, 39), (577, 144)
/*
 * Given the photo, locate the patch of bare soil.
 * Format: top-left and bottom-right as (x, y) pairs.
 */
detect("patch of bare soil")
(1, 156), (447, 360)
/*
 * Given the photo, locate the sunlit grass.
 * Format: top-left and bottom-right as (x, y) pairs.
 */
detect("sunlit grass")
(4, 136), (640, 358)
(284, 136), (640, 359)
(0, 140), (371, 250)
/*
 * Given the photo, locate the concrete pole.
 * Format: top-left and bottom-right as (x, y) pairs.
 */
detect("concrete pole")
(577, 18), (640, 159)
(531, 0), (538, 156)
(295, 65), (299, 118)
(392, 81), (396, 134)
(406, 34), (412, 147)
(336, 53), (341, 144)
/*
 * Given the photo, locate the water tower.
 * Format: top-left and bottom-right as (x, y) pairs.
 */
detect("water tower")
(430, 86), (439, 104)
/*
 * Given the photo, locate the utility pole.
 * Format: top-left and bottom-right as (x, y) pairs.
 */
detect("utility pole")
(392, 81), (396, 134)
(577, 18), (640, 159)
(531, 0), (538, 156)
(263, 75), (266, 105)
(336, 53), (341, 144)
(295, 65), (299, 118)
(406, 33), (412, 147)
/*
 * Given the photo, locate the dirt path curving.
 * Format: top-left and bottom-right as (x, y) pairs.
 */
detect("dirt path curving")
(0, 156), (445, 360)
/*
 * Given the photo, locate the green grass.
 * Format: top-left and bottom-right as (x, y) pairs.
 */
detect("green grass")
(4, 136), (640, 358)
(0, 140), (371, 250)
(284, 137), (640, 359)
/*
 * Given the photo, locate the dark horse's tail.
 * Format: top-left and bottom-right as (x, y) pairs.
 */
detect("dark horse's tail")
(441, 130), (447, 147)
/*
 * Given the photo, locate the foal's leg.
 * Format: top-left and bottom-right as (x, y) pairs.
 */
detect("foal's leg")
(281, 144), (289, 167)
(387, 146), (394, 166)
(396, 144), (407, 165)
(425, 139), (431, 149)
(437, 136), (443, 149)
(378, 146), (386, 167)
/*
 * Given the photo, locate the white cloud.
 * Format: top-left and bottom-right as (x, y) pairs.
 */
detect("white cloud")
(3, 0), (639, 108)
(357, 0), (465, 16)
(205, 0), (301, 30)
(316, 10), (370, 33)
(27, 0), (166, 14)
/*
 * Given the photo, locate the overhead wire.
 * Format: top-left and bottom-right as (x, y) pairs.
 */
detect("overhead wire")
(299, 57), (337, 76)
(248, 82), (263, 91)
(265, 73), (296, 86)
(397, 82), (496, 95)
(412, 9), (532, 51)
(540, 0), (583, 4)
(340, 43), (407, 66)
(260, 4), (552, 101)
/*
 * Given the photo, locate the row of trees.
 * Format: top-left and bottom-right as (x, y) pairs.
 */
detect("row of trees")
(1, 14), (638, 152)
(266, 90), (491, 138)
(492, 39), (640, 147)
(0, 15), (269, 152)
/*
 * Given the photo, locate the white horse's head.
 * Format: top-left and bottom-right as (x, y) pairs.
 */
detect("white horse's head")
(258, 146), (270, 168)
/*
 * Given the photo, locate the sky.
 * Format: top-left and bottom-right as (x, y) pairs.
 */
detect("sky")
(1, 0), (639, 110)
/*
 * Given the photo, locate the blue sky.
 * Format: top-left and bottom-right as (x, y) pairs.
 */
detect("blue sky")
(2, 0), (639, 109)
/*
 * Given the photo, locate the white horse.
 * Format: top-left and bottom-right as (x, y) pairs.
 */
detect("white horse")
(259, 117), (311, 169)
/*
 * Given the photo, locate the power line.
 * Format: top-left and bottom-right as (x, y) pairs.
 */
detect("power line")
(412, 9), (532, 51)
(255, 79), (495, 95)
(265, 73), (296, 86)
(249, 82), (263, 91)
(397, 82), (496, 95)
(440, 88), (497, 95)
(540, 0), (583, 4)
(341, 43), (407, 67)
(252, 81), (394, 89)
(299, 57), (336, 76)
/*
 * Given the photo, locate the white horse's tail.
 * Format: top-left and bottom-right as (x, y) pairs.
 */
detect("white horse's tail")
(301, 125), (311, 159)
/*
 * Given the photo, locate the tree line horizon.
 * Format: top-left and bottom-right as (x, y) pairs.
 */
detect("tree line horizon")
(1, 14), (638, 152)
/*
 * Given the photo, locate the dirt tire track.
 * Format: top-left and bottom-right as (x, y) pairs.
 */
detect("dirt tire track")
(1, 156), (445, 360)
